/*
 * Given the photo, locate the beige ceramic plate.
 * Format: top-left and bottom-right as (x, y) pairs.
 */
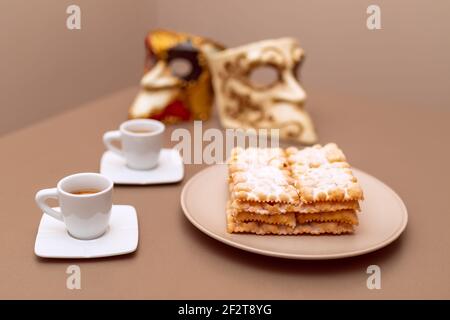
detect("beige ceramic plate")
(181, 165), (408, 260)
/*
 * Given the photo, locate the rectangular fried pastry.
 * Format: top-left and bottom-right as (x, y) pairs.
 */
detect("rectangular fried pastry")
(230, 198), (360, 215)
(287, 144), (364, 203)
(228, 147), (287, 173)
(228, 148), (298, 203)
(226, 144), (364, 236)
(296, 210), (359, 225)
(227, 211), (354, 235)
(232, 210), (296, 228)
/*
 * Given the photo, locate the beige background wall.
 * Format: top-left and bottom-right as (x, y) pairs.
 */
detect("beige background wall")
(0, 0), (156, 136)
(1, 0), (449, 136)
(154, 0), (450, 109)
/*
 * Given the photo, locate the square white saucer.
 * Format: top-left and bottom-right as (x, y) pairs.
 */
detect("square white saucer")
(100, 149), (184, 185)
(34, 205), (138, 259)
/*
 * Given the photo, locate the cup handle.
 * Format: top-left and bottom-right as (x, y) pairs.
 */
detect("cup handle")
(103, 130), (123, 157)
(35, 188), (64, 222)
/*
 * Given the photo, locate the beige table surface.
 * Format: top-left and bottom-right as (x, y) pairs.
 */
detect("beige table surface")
(0, 87), (449, 299)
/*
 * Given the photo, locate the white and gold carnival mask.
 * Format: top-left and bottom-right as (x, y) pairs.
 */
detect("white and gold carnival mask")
(206, 38), (317, 144)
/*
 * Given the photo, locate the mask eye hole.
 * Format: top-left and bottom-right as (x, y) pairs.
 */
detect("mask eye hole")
(248, 65), (280, 89)
(168, 58), (193, 79)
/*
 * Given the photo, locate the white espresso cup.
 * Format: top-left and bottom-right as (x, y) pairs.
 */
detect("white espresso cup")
(35, 173), (113, 240)
(103, 119), (165, 170)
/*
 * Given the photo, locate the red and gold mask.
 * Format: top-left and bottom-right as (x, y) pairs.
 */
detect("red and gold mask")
(129, 29), (224, 124)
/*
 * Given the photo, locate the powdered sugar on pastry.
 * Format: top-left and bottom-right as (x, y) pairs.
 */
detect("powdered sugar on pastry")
(230, 165), (298, 202)
(297, 165), (363, 202)
(225, 144), (364, 235)
(288, 144), (364, 203)
(228, 147), (286, 173)
(287, 143), (346, 168)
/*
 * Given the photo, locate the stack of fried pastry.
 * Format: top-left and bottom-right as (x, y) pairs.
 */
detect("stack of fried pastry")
(226, 143), (364, 235)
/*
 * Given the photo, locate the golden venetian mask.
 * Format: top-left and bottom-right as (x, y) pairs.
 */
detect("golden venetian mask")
(130, 29), (224, 124)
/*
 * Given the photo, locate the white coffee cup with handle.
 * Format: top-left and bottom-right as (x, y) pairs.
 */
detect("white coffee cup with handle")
(35, 173), (113, 240)
(103, 119), (165, 170)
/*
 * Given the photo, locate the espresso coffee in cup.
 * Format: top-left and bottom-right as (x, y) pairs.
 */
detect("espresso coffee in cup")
(103, 119), (165, 170)
(35, 173), (113, 240)
(70, 188), (102, 195)
(126, 128), (154, 134)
